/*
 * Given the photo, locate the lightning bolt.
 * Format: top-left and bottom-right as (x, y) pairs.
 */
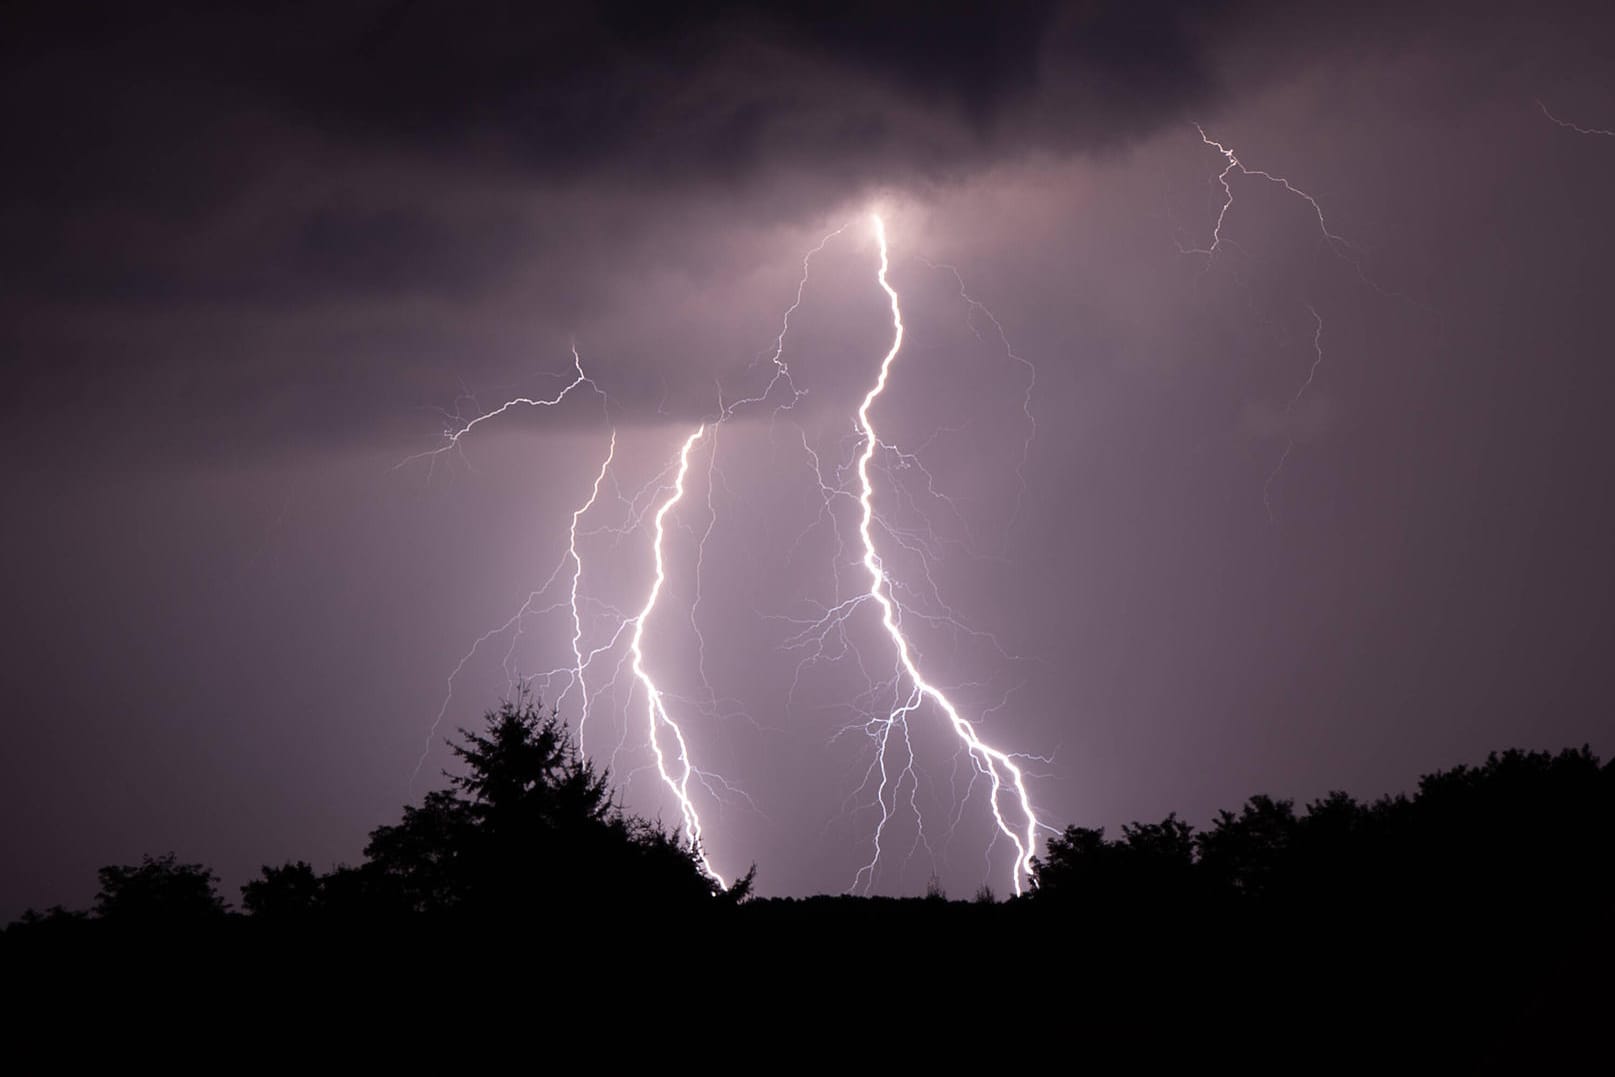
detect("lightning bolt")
(407, 346), (611, 782)
(849, 214), (1042, 895)
(724, 224), (850, 422)
(562, 430), (617, 743)
(1182, 124), (1356, 264)
(406, 218), (1048, 898)
(1538, 99), (1615, 137)
(1178, 127), (1387, 524)
(919, 258), (1039, 553)
(628, 425), (725, 886)
(396, 344), (600, 472)
(1263, 304), (1325, 524)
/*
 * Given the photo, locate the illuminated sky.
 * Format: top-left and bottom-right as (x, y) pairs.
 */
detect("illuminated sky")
(4, 1), (1614, 915)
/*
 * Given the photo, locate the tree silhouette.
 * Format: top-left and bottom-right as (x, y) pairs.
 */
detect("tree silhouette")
(1029, 814), (1197, 907)
(1028, 824), (1108, 900)
(239, 861), (322, 919)
(1026, 746), (1613, 925)
(246, 694), (753, 921)
(360, 788), (474, 914)
(94, 853), (227, 923)
(8, 713), (1605, 1054)
(1195, 794), (1298, 898)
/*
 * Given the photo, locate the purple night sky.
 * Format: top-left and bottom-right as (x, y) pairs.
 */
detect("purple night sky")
(3, 1), (1613, 916)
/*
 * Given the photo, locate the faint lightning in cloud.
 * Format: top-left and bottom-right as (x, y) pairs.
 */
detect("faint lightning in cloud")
(1263, 304), (1325, 524)
(724, 224), (851, 422)
(1287, 304), (1327, 411)
(1177, 127), (1382, 522)
(1538, 99), (1615, 137)
(396, 344), (600, 471)
(1182, 124), (1355, 262)
(1181, 122), (1446, 339)
(920, 258), (1039, 551)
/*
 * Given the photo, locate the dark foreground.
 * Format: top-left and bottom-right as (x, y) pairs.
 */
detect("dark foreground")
(7, 711), (1609, 1062)
(8, 894), (1609, 1066)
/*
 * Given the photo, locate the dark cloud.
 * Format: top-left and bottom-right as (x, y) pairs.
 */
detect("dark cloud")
(1, 1), (1233, 194)
(3, 2), (1607, 457)
(0, 0), (1294, 461)
(3, 1), (1214, 212)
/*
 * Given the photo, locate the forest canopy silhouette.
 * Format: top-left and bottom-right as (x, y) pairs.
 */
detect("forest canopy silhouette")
(8, 694), (1611, 1054)
(7, 695), (1610, 952)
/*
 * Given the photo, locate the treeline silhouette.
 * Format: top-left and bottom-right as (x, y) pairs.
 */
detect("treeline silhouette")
(9, 694), (1602, 1059)
(6, 695), (1611, 1051)
(9, 697), (1610, 932)
(1029, 745), (1612, 918)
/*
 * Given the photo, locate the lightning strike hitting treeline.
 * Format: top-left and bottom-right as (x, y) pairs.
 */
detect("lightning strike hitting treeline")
(851, 215), (1042, 893)
(402, 215), (1049, 896)
(628, 425), (724, 884)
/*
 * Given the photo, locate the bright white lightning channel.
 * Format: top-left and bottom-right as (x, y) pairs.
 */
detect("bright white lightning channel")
(628, 425), (725, 885)
(562, 430), (616, 738)
(853, 214), (1042, 895)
